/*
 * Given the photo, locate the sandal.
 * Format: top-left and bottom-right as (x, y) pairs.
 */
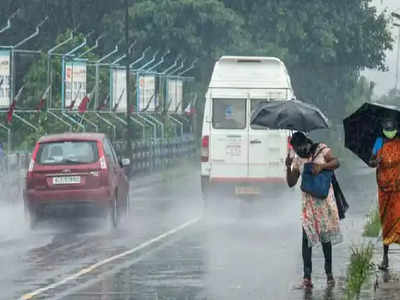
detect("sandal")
(293, 278), (313, 289)
(327, 274), (335, 287)
(378, 256), (389, 271)
(378, 261), (389, 271)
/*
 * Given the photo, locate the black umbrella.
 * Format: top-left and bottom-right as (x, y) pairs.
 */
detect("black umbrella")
(343, 102), (400, 165)
(250, 99), (329, 132)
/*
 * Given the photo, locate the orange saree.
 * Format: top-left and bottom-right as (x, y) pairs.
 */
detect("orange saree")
(377, 138), (400, 245)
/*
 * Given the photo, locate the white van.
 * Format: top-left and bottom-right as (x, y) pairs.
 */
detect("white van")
(201, 56), (295, 201)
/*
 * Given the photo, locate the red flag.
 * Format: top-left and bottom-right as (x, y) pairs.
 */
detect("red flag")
(37, 85), (51, 112)
(67, 99), (76, 110)
(78, 88), (95, 113)
(97, 95), (109, 111)
(6, 86), (24, 124)
(36, 99), (46, 112)
(129, 104), (136, 114)
(7, 100), (16, 124)
(112, 89), (125, 112)
(184, 103), (196, 117)
(78, 95), (90, 113)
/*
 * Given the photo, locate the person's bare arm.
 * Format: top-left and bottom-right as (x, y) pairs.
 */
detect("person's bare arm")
(312, 150), (340, 175)
(368, 154), (381, 168)
(286, 154), (300, 187)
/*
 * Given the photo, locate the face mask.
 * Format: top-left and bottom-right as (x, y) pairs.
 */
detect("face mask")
(383, 129), (397, 139)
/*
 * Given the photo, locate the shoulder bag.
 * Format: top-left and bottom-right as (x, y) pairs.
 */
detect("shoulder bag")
(300, 146), (333, 199)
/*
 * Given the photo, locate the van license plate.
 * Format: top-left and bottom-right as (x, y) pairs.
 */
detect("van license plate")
(235, 186), (260, 195)
(53, 176), (81, 185)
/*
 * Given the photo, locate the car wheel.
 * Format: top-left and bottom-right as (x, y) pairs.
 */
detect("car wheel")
(25, 203), (38, 230)
(125, 190), (131, 218)
(110, 196), (119, 228)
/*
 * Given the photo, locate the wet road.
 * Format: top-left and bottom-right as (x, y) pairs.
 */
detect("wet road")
(0, 163), (377, 300)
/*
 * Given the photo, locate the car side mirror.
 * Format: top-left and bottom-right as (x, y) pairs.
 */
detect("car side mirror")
(120, 158), (130, 167)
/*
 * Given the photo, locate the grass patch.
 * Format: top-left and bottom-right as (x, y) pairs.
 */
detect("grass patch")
(345, 243), (374, 300)
(363, 207), (381, 238)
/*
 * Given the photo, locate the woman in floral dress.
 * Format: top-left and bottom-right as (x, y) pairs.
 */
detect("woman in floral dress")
(286, 132), (341, 289)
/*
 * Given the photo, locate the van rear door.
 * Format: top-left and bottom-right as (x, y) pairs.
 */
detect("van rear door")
(210, 98), (248, 181)
(248, 99), (288, 182)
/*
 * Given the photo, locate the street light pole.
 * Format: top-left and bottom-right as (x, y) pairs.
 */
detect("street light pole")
(394, 23), (400, 90)
(125, 0), (133, 160)
(392, 12), (400, 90)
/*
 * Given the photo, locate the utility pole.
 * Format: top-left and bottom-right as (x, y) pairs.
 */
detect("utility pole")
(392, 12), (400, 91)
(125, 0), (133, 160)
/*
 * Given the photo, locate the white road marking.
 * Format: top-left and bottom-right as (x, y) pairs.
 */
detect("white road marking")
(21, 217), (201, 300)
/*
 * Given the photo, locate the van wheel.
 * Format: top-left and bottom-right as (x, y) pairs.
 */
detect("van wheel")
(110, 196), (119, 228)
(201, 177), (216, 216)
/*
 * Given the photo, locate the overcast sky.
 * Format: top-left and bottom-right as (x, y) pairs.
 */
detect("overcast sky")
(364, 0), (400, 96)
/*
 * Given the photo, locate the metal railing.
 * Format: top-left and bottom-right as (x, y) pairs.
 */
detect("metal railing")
(0, 134), (196, 179)
(113, 134), (196, 175)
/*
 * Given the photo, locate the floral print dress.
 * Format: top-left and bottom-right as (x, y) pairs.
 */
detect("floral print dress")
(292, 144), (342, 247)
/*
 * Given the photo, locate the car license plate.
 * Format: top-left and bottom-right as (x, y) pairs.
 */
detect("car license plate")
(53, 176), (81, 185)
(235, 185), (260, 195)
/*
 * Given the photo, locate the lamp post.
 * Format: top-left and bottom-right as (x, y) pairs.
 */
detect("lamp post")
(125, 0), (134, 160)
(392, 12), (400, 90)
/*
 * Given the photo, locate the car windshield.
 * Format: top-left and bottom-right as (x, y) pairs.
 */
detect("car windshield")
(37, 141), (99, 165)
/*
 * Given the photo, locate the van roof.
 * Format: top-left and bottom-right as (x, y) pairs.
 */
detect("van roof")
(218, 56), (284, 63)
(209, 56), (292, 90)
(38, 132), (106, 143)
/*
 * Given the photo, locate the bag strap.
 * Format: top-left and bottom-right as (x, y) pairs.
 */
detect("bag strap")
(311, 144), (327, 162)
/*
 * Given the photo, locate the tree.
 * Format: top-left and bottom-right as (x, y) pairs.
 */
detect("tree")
(345, 76), (375, 115)
(377, 88), (400, 106)
(221, 0), (393, 120)
(104, 0), (243, 85)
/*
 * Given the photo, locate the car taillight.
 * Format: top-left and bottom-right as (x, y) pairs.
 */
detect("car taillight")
(99, 156), (107, 169)
(201, 136), (209, 162)
(97, 141), (107, 170)
(27, 143), (39, 179)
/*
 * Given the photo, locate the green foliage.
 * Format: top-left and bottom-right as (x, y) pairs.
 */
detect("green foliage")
(345, 242), (374, 300)
(104, 0), (244, 85)
(377, 88), (400, 106)
(345, 76), (375, 116)
(0, 0), (394, 150)
(363, 207), (381, 237)
(223, 0), (393, 121)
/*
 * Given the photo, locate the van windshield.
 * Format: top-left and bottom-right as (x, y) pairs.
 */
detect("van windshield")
(37, 141), (99, 165)
(212, 99), (246, 129)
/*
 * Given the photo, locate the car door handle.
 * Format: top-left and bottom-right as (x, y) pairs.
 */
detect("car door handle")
(250, 139), (262, 144)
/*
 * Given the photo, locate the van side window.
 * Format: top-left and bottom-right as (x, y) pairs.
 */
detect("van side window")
(212, 99), (246, 129)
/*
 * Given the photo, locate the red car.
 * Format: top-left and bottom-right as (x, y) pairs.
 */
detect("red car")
(24, 133), (130, 228)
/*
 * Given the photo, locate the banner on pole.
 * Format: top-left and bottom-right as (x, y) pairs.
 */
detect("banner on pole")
(138, 75), (156, 112)
(111, 68), (127, 112)
(167, 79), (183, 113)
(0, 50), (11, 108)
(64, 61), (87, 109)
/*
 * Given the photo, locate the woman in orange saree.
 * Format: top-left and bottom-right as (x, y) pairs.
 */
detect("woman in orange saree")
(370, 117), (400, 270)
